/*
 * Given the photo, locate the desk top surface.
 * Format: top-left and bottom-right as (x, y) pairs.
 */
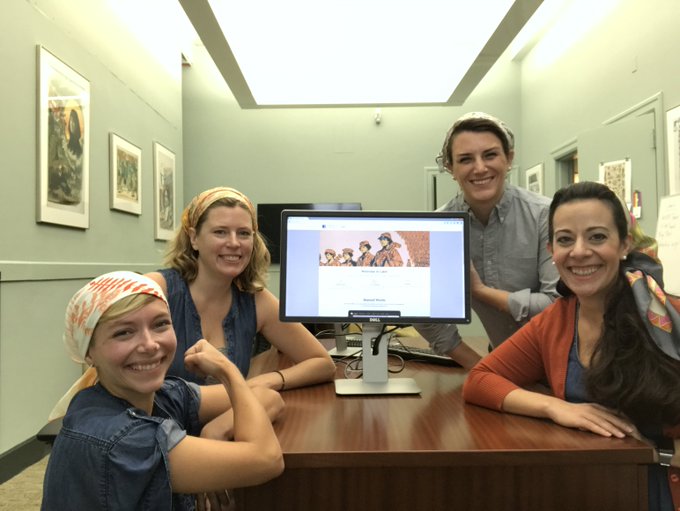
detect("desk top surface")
(253, 347), (655, 469)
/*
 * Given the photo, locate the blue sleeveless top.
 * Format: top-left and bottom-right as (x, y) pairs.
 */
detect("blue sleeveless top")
(160, 268), (257, 383)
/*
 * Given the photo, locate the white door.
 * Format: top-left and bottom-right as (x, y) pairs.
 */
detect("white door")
(424, 167), (459, 210)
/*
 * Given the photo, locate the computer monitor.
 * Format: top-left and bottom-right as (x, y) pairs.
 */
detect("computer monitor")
(257, 202), (362, 264)
(279, 210), (470, 395)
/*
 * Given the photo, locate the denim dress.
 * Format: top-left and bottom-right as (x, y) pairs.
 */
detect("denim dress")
(160, 268), (257, 382)
(42, 378), (202, 510)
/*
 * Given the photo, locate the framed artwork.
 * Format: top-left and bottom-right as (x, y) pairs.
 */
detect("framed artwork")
(37, 46), (90, 228)
(598, 158), (632, 206)
(153, 142), (176, 240)
(666, 104), (680, 196)
(525, 163), (543, 195)
(109, 133), (142, 215)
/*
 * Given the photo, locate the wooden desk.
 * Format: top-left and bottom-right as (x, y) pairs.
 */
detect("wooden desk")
(238, 351), (654, 511)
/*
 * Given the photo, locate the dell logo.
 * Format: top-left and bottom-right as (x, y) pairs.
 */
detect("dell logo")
(369, 318), (381, 323)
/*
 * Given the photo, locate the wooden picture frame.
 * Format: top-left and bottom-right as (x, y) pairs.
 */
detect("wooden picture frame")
(109, 133), (142, 215)
(525, 163), (543, 195)
(37, 46), (90, 228)
(153, 142), (176, 240)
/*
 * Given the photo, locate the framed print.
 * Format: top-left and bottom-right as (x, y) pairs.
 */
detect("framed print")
(109, 133), (142, 215)
(598, 158), (632, 206)
(525, 163), (543, 195)
(153, 142), (176, 240)
(37, 46), (90, 228)
(666, 104), (680, 196)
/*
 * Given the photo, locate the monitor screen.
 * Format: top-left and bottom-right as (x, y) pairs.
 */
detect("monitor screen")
(257, 202), (362, 264)
(279, 210), (470, 325)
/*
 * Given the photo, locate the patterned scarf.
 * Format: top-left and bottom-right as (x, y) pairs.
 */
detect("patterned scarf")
(624, 252), (680, 361)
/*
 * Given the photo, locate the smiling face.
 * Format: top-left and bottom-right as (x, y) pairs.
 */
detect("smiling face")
(549, 199), (631, 304)
(190, 205), (255, 282)
(449, 130), (513, 214)
(87, 297), (176, 410)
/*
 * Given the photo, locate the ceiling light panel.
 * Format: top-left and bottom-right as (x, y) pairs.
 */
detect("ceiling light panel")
(207, 0), (516, 106)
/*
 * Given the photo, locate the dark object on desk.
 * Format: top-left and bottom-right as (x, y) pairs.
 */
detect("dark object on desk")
(344, 338), (460, 367)
(387, 344), (461, 367)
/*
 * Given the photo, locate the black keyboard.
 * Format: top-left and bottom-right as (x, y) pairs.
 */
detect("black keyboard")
(344, 338), (460, 367)
(387, 344), (461, 367)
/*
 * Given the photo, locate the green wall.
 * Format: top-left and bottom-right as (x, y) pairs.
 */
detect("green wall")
(2, 0), (680, 458)
(0, 0), (184, 454)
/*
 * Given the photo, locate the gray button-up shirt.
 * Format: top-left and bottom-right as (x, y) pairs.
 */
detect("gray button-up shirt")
(415, 183), (560, 354)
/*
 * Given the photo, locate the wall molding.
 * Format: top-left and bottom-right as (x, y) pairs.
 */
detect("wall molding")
(0, 261), (159, 282)
(0, 436), (50, 485)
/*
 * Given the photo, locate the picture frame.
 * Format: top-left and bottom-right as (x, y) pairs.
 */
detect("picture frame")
(665, 104), (680, 196)
(153, 142), (176, 240)
(598, 158), (632, 206)
(37, 46), (90, 228)
(109, 133), (142, 215)
(525, 163), (543, 195)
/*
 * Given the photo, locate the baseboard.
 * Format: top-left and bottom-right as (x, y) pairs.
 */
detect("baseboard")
(0, 437), (51, 485)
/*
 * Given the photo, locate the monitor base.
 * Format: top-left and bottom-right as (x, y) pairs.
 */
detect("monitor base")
(328, 347), (362, 358)
(334, 377), (421, 395)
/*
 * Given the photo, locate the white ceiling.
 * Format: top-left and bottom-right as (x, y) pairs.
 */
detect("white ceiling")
(179, 0), (544, 108)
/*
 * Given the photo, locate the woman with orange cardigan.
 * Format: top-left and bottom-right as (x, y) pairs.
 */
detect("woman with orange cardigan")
(464, 182), (680, 511)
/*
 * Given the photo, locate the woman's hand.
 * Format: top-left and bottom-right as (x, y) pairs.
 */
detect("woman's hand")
(469, 263), (511, 313)
(469, 264), (485, 298)
(545, 400), (636, 438)
(196, 490), (233, 511)
(184, 339), (235, 381)
(247, 372), (283, 391)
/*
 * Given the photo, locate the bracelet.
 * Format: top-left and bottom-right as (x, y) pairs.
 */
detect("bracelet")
(274, 370), (286, 391)
(658, 437), (675, 467)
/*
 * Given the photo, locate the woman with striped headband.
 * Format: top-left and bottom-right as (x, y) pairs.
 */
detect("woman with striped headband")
(146, 187), (335, 436)
(42, 271), (284, 510)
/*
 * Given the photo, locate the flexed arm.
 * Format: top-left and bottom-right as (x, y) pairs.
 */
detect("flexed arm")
(168, 340), (284, 493)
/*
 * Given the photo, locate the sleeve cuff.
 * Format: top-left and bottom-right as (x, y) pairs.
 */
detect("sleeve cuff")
(412, 323), (463, 356)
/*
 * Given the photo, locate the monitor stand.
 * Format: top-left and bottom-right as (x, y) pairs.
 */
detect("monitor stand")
(327, 323), (361, 358)
(334, 324), (421, 395)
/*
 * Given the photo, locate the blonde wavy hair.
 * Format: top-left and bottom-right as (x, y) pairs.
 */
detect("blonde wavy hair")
(164, 187), (270, 293)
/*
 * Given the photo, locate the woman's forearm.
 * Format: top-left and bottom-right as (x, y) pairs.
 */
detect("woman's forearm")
(472, 284), (511, 314)
(213, 366), (280, 450)
(249, 356), (335, 391)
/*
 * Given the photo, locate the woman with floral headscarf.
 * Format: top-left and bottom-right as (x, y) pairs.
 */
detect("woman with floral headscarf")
(146, 187), (335, 433)
(42, 272), (283, 510)
(464, 182), (680, 511)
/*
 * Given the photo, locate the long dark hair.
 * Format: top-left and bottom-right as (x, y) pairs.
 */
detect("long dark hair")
(549, 181), (680, 426)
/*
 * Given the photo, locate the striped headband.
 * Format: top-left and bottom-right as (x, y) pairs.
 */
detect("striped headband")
(181, 187), (257, 234)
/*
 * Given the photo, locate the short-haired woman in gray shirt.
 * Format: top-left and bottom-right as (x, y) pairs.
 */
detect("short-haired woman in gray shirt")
(415, 112), (560, 369)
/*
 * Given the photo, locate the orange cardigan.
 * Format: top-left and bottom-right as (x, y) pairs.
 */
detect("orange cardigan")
(463, 295), (680, 508)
